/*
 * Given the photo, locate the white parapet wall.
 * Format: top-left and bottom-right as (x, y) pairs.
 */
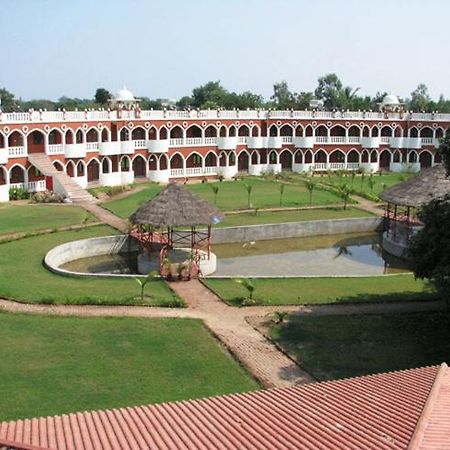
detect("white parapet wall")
(148, 169), (170, 183)
(217, 165), (238, 179)
(0, 184), (9, 202)
(120, 171), (134, 185)
(99, 172), (122, 186)
(389, 162), (420, 173)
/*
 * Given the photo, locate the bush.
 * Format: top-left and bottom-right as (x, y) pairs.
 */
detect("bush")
(9, 186), (30, 200)
(30, 190), (64, 203)
(105, 185), (131, 197)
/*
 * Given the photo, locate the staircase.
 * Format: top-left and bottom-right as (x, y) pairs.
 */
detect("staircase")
(27, 154), (95, 203)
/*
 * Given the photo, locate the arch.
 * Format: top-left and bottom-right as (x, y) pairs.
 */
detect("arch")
(379, 149), (391, 168)
(219, 126), (227, 138)
(348, 125), (360, 137)
(0, 131), (5, 149)
(87, 158), (100, 182)
(238, 124), (250, 137)
(314, 149), (327, 163)
(392, 150), (402, 163)
(204, 125), (217, 138)
(251, 125), (260, 137)
(409, 127), (419, 138)
(295, 125), (304, 137)
(371, 126), (379, 137)
(251, 150), (260, 165)
(305, 125), (313, 137)
(101, 157), (112, 174)
(370, 150), (378, 163)
(330, 125), (345, 137)
(435, 127), (444, 139)
(27, 165), (44, 182)
(268, 150), (278, 164)
(205, 151), (218, 167)
(53, 160), (64, 172)
(394, 126), (403, 137)
(228, 125), (237, 137)
(219, 151), (228, 167)
(315, 125), (327, 137)
(148, 126), (157, 141)
(0, 165), (7, 185)
(159, 126), (168, 140)
(380, 126), (392, 137)
(294, 150), (303, 164)
(269, 124), (278, 137)
(75, 128), (84, 144)
(279, 124), (293, 137)
(101, 128), (110, 142)
(132, 154), (147, 177)
(66, 160), (76, 177)
(279, 149), (293, 169)
(27, 129), (46, 154)
(347, 149), (360, 163)
(408, 150), (418, 163)
(329, 148), (345, 163)
(159, 154), (169, 170)
(120, 127), (130, 141)
(148, 154), (158, 171)
(86, 128), (99, 143)
(186, 124), (202, 138)
(419, 150), (432, 168)
(186, 152), (203, 168)
(48, 128), (63, 145)
(420, 126), (433, 138)
(8, 130), (25, 147)
(237, 150), (250, 171)
(9, 164), (26, 184)
(76, 160), (85, 177)
(120, 155), (131, 172)
(170, 125), (183, 139)
(361, 149), (370, 163)
(362, 126), (370, 137)
(131, 126), (146, 140)
(228, 151), (236, 166)
(170, 152), (184, 169)
(304, 150), (313, 164)
(65, 129), (75, 145)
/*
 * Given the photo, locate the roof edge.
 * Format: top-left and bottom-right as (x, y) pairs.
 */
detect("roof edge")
(407, 362), (449, 449)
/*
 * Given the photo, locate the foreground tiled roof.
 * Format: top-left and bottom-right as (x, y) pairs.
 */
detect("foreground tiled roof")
(0, 364), (448, 450)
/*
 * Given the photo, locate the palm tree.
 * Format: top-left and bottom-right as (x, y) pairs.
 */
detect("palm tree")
(304, 179), (316, 206)
(279, 183), (285, 206)
(350, 171), (356, 188)
(209, 183), (219, 205)
(368, 175), (375, 192)
(244, 183), (253, 208)
(338, 183), (351, 210)
(134, 271), (158, 302)
(234, 278), (256, 304)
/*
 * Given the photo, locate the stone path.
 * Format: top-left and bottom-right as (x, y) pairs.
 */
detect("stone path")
(353, 194), (385, 217)
(80, 202), (128, 233)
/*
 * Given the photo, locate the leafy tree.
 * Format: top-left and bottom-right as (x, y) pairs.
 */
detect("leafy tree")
(140, 97), (163, 110)
(176, 95), (194, 108)
(191, 81), (228, 108)
(408, 195), (450, 306)
(315, 73), (343, 109)
(438, 133), (450, 176)
(408, 84), (432, 112)
(94, 88), (111, 105)
(271, 81), (295, 109)
(0, 88), (17, 112)
(337, 183), (351, 210)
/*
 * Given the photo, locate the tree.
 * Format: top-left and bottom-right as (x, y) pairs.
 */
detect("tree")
(94, 88), (111, 105)
(234, 278), (256, 305)
(271, 81), (295, 109)
(244, 183), (253, 208)
(279, 183), (285, 206)
(191, 81), (228, 108)
(409, 84), (432, 112)
(337, 183), (351, 210)
(0, 88), (17, 112)
(315, 73), (343, 109)
(437, 132), (450, 176)
(209, 183), (219, 205)
(134, 271), (158, 302)
(305, 179), (316, 206)
(408, 195), (450, 306)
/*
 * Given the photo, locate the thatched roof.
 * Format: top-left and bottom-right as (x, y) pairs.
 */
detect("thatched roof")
(129, 183), (224, 227)
(379, 165), (450, 207)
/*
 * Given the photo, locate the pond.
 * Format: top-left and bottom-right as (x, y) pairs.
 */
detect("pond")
(60, 232), (410, 277)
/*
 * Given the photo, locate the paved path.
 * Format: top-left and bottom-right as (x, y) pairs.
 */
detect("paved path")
(353, 195), (385, 217)
(80, 202), (128, 233)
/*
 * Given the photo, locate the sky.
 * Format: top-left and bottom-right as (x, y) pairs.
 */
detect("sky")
(1, 0), (450, 102)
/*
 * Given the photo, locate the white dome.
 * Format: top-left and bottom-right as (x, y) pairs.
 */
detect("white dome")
(381, 94), (400, 106)
(115, 87), (135, 102)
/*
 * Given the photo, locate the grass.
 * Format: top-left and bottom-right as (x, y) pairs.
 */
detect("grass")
(270, 312), (450, 380)
(0, 313), (258, 421)
(219, 207), (373, 227)
(0, 203), (96, 236)
(203, 275), (436, 306)
(0, 225), (182, 306)
(102, 178), (343, 218)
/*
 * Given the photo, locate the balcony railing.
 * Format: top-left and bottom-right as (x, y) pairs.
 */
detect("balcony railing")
(8, 146), (27, 157)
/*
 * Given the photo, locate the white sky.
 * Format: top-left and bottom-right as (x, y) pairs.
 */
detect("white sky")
(1, 0), (449, 101)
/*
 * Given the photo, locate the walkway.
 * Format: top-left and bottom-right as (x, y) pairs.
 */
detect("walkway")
(353, 194), (385, 217)
(80, 202), (128, 233)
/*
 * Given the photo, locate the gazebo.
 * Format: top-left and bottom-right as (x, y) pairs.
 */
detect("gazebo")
(129, 183), (224, 279)
(379, 164), (450, 257)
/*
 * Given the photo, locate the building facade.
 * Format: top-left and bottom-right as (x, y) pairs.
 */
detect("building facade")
(0, 91), (447, 202)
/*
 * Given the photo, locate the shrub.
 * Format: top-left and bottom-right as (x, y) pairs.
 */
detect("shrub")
(9, 186), (30, 200)
(30, 191), (64, 203)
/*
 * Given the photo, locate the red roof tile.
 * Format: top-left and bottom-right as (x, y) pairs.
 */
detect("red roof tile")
(0, 365), (448, 450)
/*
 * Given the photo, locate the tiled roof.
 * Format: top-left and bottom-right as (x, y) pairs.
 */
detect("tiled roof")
(0, 364), (448, 450)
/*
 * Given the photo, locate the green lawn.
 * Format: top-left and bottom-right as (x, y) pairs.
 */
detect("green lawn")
(204, 275), (435, 306)
(270, 312), (450, 380)
(0, 313), (258, 420)
(102, 178), (343, 218)
(0, 204), (96, 236)
(0, 225), (181, 306)
(219, 207), (373, 227)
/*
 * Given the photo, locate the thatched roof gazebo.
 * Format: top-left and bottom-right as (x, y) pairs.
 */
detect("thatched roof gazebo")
(380, 165), (450, 253)
(129, 183), (224, 279)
